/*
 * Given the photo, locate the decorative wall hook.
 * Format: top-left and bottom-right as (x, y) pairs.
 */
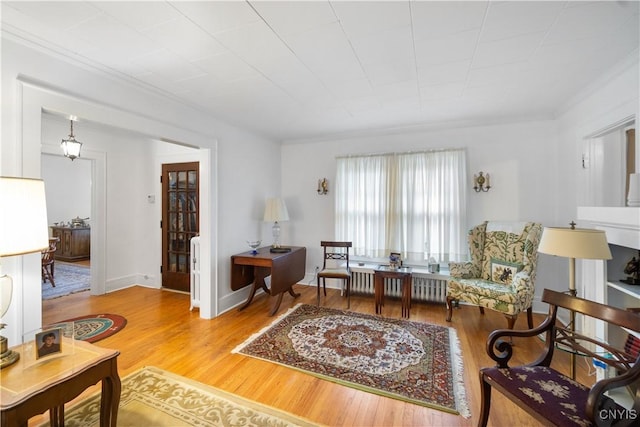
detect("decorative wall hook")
(473, 172), (491, 192)
(317, 178), (328, 195)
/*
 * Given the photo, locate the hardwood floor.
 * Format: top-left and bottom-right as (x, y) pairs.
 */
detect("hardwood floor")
(39, 284), (594, 426)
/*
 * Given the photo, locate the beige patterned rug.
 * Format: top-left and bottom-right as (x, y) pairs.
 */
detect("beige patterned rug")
(39, 366), (317, 426)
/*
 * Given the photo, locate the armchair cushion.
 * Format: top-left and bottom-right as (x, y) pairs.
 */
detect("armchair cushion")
(490, 258), (523, 284)
(481, 366), (622, 427)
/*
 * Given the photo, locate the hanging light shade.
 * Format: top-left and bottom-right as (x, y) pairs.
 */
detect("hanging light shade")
(60, 120), (83, 161)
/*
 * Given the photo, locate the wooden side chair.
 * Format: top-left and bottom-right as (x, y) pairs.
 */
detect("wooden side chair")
(41, 237), (59, 287)
(479, 288), (640, 427)
(317, 241), (352, 308)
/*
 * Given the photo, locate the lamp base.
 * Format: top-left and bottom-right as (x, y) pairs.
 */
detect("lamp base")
(270, 247), (291, 253)
(0, 336), (19, 369)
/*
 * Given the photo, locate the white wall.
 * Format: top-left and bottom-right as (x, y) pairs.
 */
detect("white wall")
(555, 59), (639, 308)
(282, 120), (561, 306)
(41, 153), (91, 226)
(1, 37), (280, 346)
(281, 55), (638, 317)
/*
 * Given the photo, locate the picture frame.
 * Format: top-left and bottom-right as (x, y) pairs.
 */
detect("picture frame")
(35, 327), (63, 360)
(389, 252), (401, 269)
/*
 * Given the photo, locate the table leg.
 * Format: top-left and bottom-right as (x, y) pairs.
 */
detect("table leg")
(100, 361), (121, 426)
(238, 268), (271, 311)
(374, 274), (384, 315)
(269, 292), (284, 316)
(50, 406), (64, 427)
(402, 277), (412, 318)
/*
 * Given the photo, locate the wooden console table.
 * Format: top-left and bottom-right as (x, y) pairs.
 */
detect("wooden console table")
(374, 266), (413, 318)
(231, 246), (306, 316)
(1, 338), (120, 426)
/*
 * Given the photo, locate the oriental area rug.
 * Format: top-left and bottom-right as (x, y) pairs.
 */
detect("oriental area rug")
(42, 262), (90, 300)
(233, 304), (470, 418)
(49, 314), (127, 343)
(38, 366), (317, 427)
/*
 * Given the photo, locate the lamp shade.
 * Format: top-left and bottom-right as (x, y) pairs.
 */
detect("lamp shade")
(0, 177), (49, 257)
(263, 198), (289, 222)
(538, 227), (612, 260)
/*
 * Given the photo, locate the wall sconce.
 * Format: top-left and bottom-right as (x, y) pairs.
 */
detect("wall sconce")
(317, 178), (328, 195)
(473, 172), (491, 192)
(60, 120), (83, 161)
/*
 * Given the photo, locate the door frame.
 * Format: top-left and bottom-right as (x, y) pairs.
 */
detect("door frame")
(9, 79), (217, 348)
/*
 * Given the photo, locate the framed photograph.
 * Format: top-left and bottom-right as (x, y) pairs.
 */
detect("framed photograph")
(389, 252), (401, 269)
(35, 327), (63, 359)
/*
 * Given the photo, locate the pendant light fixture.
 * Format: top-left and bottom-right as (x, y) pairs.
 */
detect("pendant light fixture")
(60, 120), (83, 161)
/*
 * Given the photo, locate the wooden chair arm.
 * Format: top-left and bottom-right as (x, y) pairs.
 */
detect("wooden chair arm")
(586, 358), (640, 424)
(486, 314), (556, 368)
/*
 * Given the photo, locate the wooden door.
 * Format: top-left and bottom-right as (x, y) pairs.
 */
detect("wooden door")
(161, 162), (199, 292)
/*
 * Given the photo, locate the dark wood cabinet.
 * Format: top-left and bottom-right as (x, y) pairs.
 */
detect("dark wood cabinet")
(50, 226), (90, 261)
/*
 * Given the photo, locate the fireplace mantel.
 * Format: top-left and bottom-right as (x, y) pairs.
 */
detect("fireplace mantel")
(577, 207), (640, 250)
(576, 206), (640, 357)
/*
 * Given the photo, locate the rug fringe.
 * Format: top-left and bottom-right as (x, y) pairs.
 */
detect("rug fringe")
(231, 303), (303, 354)
(448, 326), (471, 419)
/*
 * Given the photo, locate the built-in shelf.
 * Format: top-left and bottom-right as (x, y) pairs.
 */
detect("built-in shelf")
(607, 280), (640, 300)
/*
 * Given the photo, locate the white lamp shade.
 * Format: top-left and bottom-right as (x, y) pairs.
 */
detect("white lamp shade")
(263, 198), (289, 222)
(0, 177), (49, 257)
(538, 227), (612, 260)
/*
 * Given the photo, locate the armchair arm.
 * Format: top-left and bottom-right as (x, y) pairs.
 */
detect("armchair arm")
(586, 359), (640, 425)
(449, 261), (479, 279)
(486, 315), (556, 368)
(510, 270), (533, 292)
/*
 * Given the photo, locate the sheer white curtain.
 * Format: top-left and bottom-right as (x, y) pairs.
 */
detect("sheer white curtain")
(336, 149), (467, 263)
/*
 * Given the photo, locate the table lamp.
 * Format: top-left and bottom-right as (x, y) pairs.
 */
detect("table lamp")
(263, 198), (289, 250)
(0, 177), (49, 369)
(538, 221), (612, 378)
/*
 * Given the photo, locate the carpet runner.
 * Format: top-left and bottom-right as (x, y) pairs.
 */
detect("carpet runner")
(233, 304), (470, 417)
(49, 314), (127, 343)
(37, 366), (318, 427)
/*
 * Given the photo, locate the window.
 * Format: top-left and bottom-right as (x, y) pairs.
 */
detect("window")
(335, 149), (468, 264)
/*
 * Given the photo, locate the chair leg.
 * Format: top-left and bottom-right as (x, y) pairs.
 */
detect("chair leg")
(446, 296), (455, 322)
(478, 372), (492, 427)
(505, 314), (517, 329)
(42, 265), (55, 287)
(346, 278), (350, 309)
(317, 278), (321, 306)
(527, 307), (534, 329)
(323, 277), (327, 296)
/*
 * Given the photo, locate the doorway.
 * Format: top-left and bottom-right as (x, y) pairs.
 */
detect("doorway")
(41, 151), (92, 300)
(161, 162), (200, 292)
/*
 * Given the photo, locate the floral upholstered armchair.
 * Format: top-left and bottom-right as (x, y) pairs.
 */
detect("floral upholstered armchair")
(446, 221), (543, 330)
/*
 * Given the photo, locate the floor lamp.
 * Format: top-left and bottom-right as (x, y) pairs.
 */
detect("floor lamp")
(0, 177), (49, 369)
(538, 222), (612, 379)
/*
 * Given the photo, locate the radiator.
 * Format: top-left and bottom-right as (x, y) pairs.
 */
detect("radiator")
(190, 236), (200, 311)
(350, 269), (448, 303)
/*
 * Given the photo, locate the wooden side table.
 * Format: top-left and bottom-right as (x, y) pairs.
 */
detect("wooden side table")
(231, 246), (306, 316)
(1, 338), (120, 427)
(374, 266), (413, 318)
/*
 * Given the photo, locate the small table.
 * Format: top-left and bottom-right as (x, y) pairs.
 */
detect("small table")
(231, 246), (306, 316)
(374, 265), (413, 318)
(1, 338), (120, 427)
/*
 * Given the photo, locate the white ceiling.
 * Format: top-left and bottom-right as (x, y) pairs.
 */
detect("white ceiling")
(2, 1), (639, 142)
